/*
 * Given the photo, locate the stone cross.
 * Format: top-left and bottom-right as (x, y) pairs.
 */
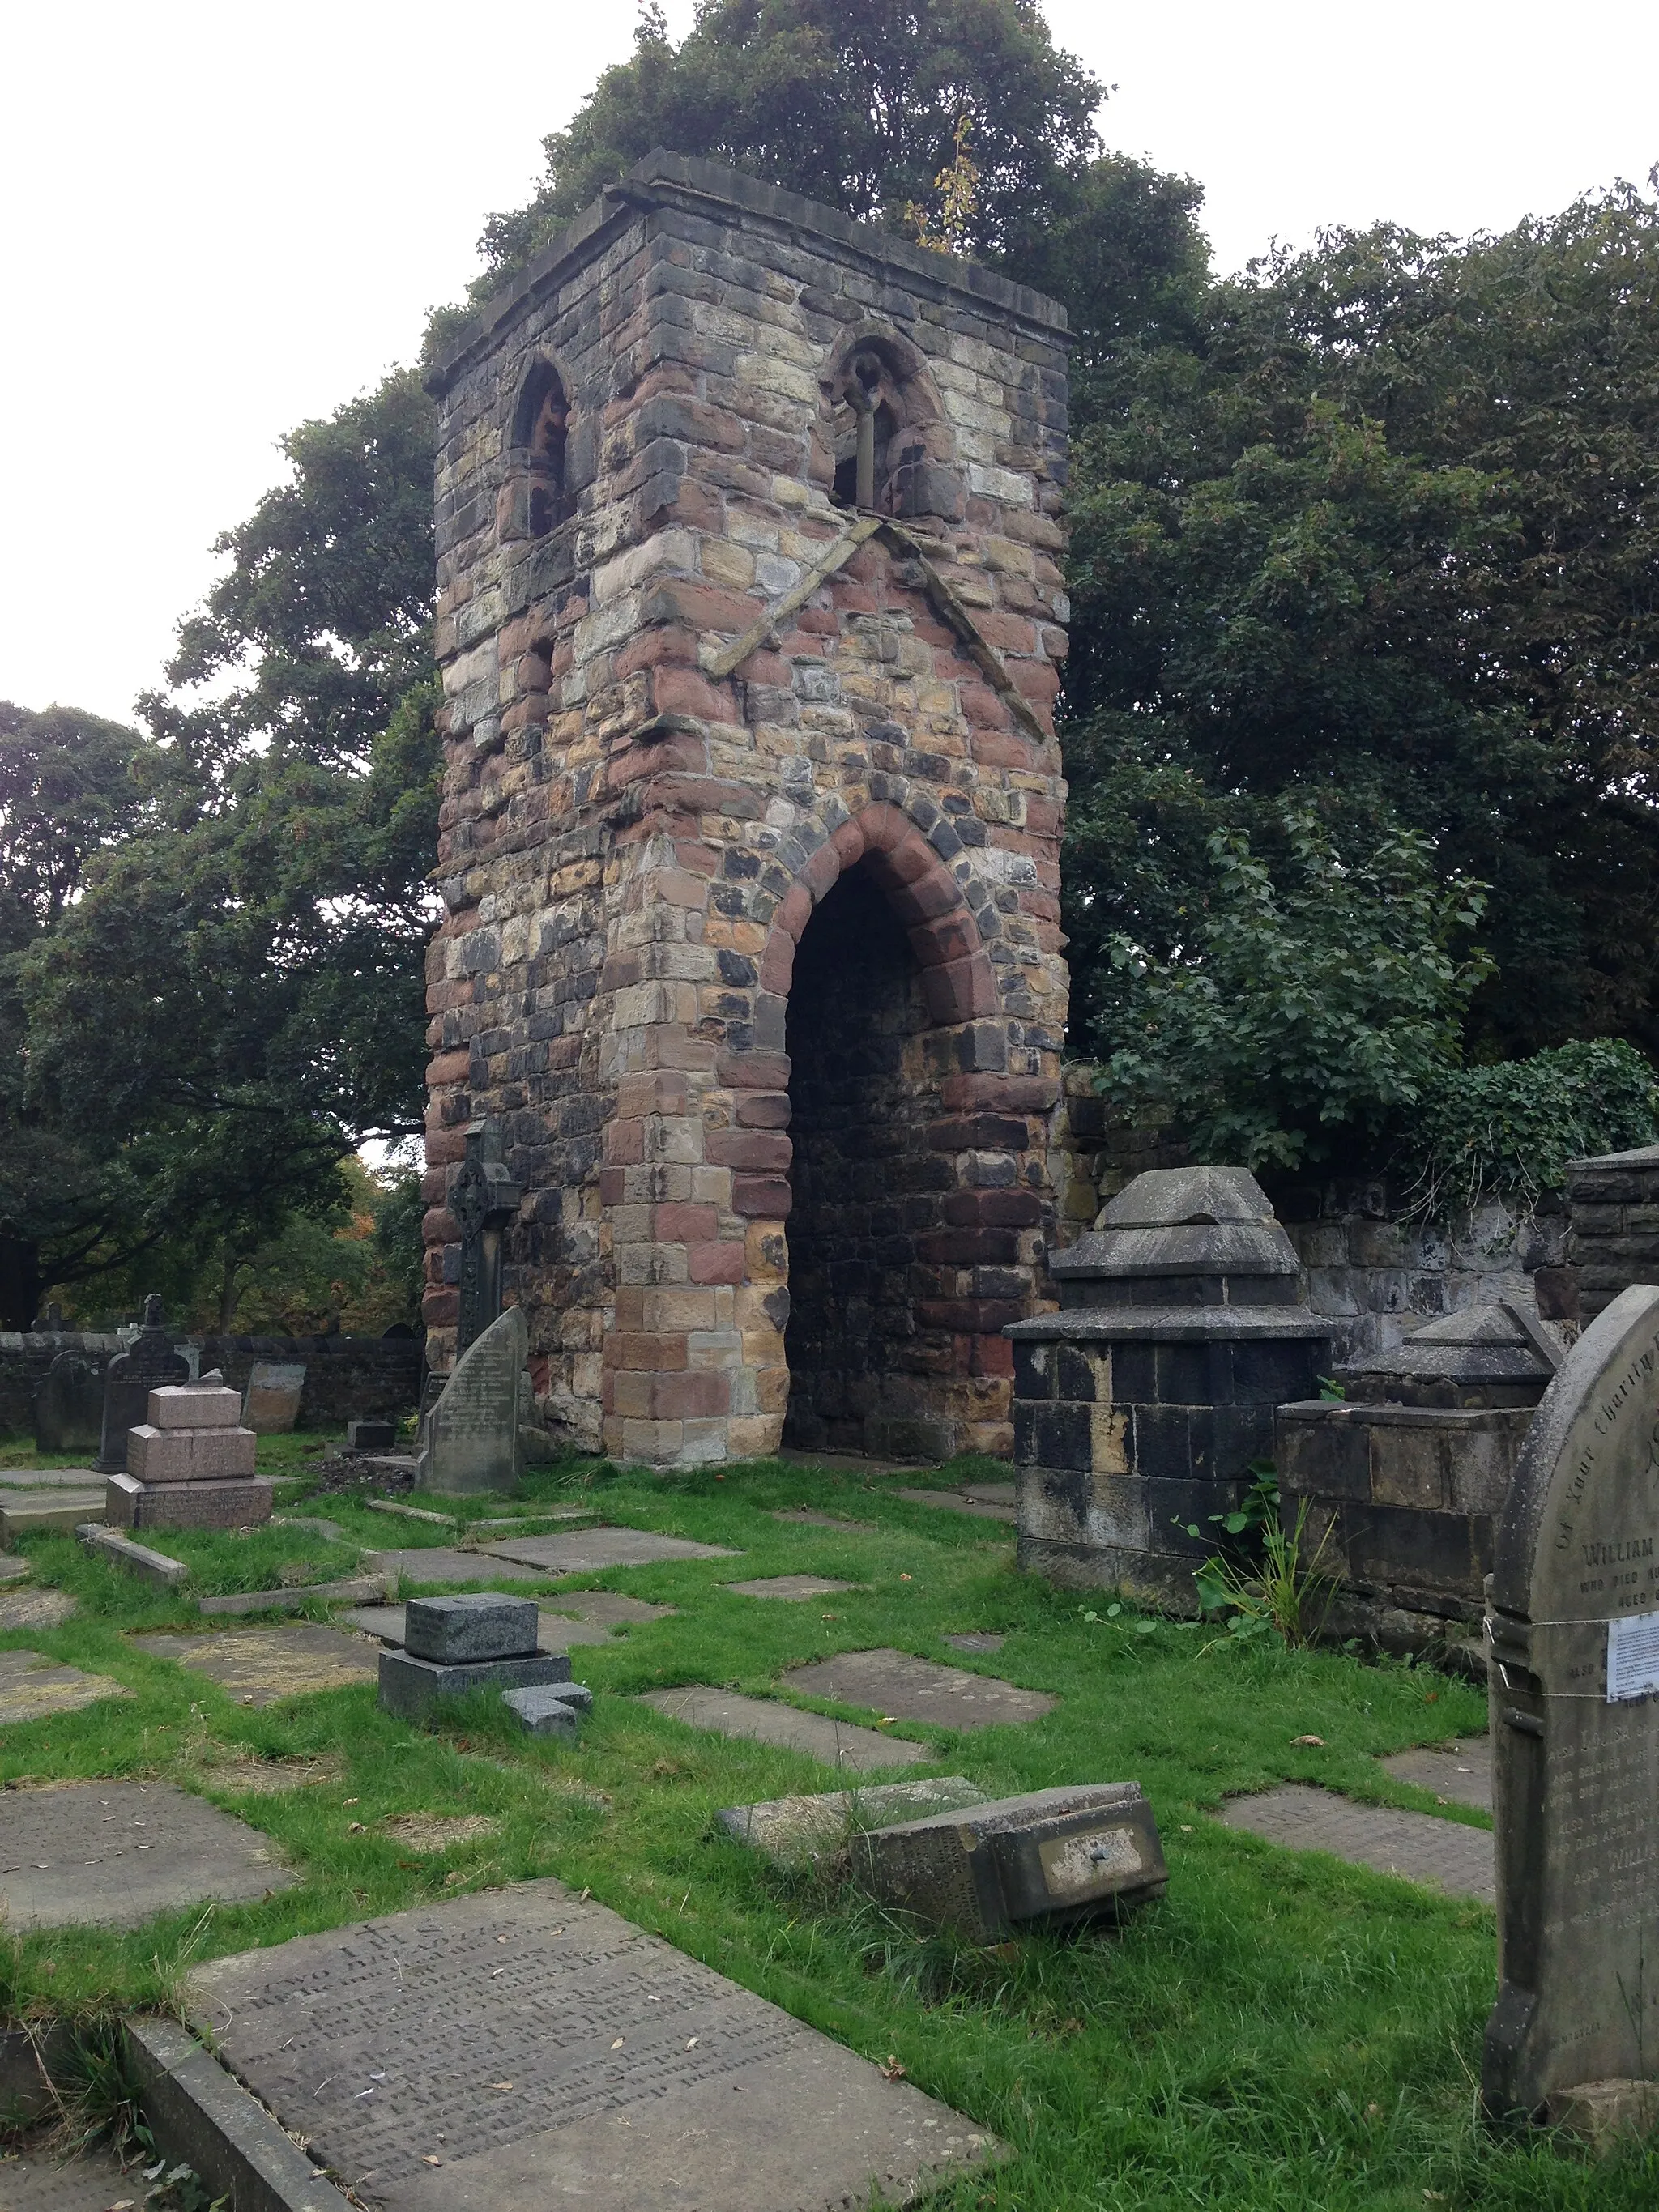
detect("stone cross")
(1485, 1281), (1659, 2133)
(95, 1297), (189, 1473)
(451, 1123), (521, 1357)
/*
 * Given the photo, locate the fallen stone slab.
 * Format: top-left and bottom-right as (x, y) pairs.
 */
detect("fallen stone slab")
(719, 1775), (989, 1866)
(126, 2014), (355, 2212)
(504, 1682), (595, 1739)
(0, 1588), (75, 1630)
(360, 1546), (541, 1588)
(1219, 1784), (1494, 1902)
(198, 1572), (390, 1618)
(778, 1448), (932, 1477)
(76, 1522), (188, 1587)
(186, 1879), (1000, 2212)
(0, 1780), (293, 1929)
(638, 1686), (929, 1771)
(131, 1626), (382, 1707)
(544, 1588), (676, 1627)
(0, 1493), (106, 1543)
(782, 1648), (1057, 1729)
(0, 1467), (102, 1488)
(891, 1486), (1017, 1524)
(0, 1647), (130, 1726)
(772, 1507), (877, 1532)
(485, 1526), (740, 1572)
(1379, 1739), (1491, 1810)
(856, 1784), (1168, 1941)
(723, 1575), (859, 1600)
(3, 2142), (138, 2212)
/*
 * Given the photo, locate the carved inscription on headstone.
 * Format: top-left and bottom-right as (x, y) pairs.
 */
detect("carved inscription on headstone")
(1485, 1281), (1659, 2123)
(419, 1306), (526, 1495)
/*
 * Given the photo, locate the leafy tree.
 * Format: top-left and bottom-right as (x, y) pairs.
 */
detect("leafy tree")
(1098, 806), (1493, 1170)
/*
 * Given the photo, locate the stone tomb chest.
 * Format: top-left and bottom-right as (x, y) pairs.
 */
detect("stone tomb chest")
(1277, 1300), (1558, 1651)
(1009, 1167), (1330, 1606)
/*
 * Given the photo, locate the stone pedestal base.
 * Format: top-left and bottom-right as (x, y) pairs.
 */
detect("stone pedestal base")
(105, 1474), (275, 1532)
(377, 1647), (573, 1721)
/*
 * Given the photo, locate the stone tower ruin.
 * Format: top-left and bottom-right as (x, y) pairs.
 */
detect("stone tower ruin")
(421, 152), (1071, 1469)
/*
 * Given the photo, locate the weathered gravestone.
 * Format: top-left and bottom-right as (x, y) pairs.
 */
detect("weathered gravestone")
(94, 1296), (189, 1473)
(1485, 1281), (1659, 2133)
(243, 1361), (306, 1434)
(418, 1306), (525, 1494)
(32, 1350), (103, 1455)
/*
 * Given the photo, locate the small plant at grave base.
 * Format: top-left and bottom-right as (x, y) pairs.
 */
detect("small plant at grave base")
(1317, 1374), (1346, 1402)
(1177, 1464), (1341, 1648)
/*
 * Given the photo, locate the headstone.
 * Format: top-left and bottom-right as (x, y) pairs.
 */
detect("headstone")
(418, 1306), (527, 1495)
(855, 1784), (1167, 1941)
(347, 1417), (398, 1450)
(186, 1880), (1000, 2211)
(108, 1382), (271, 1532)
(1484, 1282), (1659, 2132)
(32, 1350), (103, 1455)
(0, 1779), (292, 1930)
(94, 1294), (188, 1473)
(28, 1300), (64, 1332)
(451, 1121), (522, 1356)
(243, 1361), (306, 1434)
(377, 1592), (574, 1720)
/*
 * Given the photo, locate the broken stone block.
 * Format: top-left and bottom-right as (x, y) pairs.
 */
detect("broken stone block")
(718, 1775), (990, 1868)
(503, 1681), (595, 1738)
(404, 1592), (539, 1664)
(346, 1418), (397, 1450)
(854, 1783), (1167, 1941)
(378, 1644), (572, 1721)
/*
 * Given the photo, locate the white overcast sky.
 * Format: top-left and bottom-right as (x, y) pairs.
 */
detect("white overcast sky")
(4, 0), (1655, 726)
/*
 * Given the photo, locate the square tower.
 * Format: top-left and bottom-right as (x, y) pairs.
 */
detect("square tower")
(423, 152), (1071, 1468)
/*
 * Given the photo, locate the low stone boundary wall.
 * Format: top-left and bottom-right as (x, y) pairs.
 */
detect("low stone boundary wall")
(0, 1332), (422, 1438)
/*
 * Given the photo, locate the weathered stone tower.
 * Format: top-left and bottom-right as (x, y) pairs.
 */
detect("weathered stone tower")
(421, 152), (1070, 1468)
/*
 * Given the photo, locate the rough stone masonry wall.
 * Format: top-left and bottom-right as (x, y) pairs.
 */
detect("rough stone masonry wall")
(422, 152), (1071, 1468)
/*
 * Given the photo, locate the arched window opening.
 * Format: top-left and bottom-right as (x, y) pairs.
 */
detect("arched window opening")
(510, 361), (569, 539)
(825, 338), (957, 521)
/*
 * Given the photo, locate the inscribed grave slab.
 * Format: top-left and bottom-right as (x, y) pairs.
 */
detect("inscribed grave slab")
(0, 1780), (292, 1929)
(485, 1528), (740, 1571)
(782, 1649), (1057, 1728)
(1220, 1784), (1494, 1901)
(186, 1879), (997, 2212)
(130, 1626), (379, 1706)
(3, 2143), (135, 2212)
(1380, 1741), (1492, 1809)
(0, 1590), (76, 1631)
(361, 1548), (541, 1586)
(419, 1306), (524, 1495)
(1484, 1281), (1659, 2118)
(723, 1575), (858, 1600)
(0, 1648), (129, 1726)
(638, 1687), (928, 1771)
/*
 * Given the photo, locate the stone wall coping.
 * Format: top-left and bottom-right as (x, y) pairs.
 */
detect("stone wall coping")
(1005, 1308), (1333, 1342)
(1567, 1144), (1659, 1170)
(427, 147), (1070, 398)
(1276, 1397), (1534, 1428)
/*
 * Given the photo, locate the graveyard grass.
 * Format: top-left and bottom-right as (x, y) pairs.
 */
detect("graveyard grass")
(0, 1443), (1651, 2210)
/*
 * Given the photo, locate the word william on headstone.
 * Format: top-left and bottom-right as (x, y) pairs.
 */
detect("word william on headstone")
(419, 1305), (526, 1495)
(243, 1362), (306, 1434)
(34, 1350), (104, 1455)
(108, 1382), (273, 1532)
(453, 1121), (521, 1356)
(1485, 1281), (1659, 2137)
(95, 1296), (189, 1473)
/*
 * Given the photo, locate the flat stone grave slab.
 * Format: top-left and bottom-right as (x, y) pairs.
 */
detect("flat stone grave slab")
(778, 1448), (931, 1477)
(130, 1625), (380, 1707)
(945, 1632), (1005, 1654)
(638, 1687), (929, 1772)
(891, 1485), (1017, 1524)
(0, 1588), (76, 1630)
(1220, 1784), (1494, 1902)
(187, 1878), (996, 2212)
(0, 1647), (130, 1726)
(1380, 1739), (1492, 1810)
(544, 1589), (676, 1627)
(772, 1508), (877, 1532)
(484, 1527), (740, 1572)
(362, 1547), (542, 1586)
(0, 1779), (293, 1929)
(0, 1468), (101, 1488)
(783, 1649), (1057, 1730)
(719, 1776), (988, 1866)
(4, 2142), (136, 2211)
(0, 1554), (30, 1582)
(723, 1575), (858, 1601)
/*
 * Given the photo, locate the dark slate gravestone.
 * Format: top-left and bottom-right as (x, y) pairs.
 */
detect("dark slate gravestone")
(94, 1296), (188, 1473)
(33, 1350), (104, 1455)
(1484, 1281), (1659, 2134)
(452, 1121), (521, 1357)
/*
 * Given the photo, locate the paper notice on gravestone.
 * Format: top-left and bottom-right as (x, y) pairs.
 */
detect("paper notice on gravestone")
(1484, 1281), (1659, 2124)
(420, 1306), (526, 1495)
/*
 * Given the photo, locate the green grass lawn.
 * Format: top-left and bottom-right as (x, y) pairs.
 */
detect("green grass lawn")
(0, 1443), (1646, 2207)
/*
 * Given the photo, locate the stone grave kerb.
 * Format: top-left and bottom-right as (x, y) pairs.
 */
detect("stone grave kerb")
(1484, 1281), (1659, 2125)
